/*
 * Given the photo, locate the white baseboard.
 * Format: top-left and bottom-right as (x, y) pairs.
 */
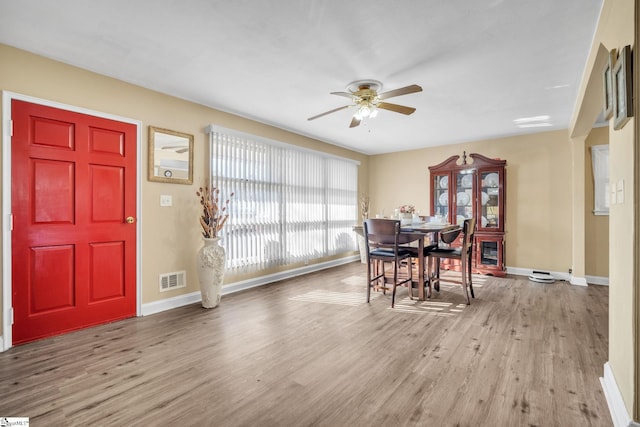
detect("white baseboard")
(570, 275), (588, 286)
(141, 255), (359, 316)
(586, 275), (609, 286)
(505, 266), (571, 281)
(504, 266), (607, 287)
(141, 291), (202, 316)
(600, 362), (638, 427)
(221, 256), (359, 295)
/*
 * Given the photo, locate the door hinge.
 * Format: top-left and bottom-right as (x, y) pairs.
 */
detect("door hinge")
(9, 119), (13, 137)
(9, 214), (13, 231)
(10, 307), (14, 325)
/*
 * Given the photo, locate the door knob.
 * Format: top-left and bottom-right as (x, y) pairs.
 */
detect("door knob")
(126, 216), (136, 224)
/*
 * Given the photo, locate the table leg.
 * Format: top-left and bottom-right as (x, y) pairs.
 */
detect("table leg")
(418, 238), (425, 301)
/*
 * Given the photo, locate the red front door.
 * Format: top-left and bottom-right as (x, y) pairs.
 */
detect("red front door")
(11, 100), (137, 345)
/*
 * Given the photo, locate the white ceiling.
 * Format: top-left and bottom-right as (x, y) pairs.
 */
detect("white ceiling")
(0, 0), (603, 155)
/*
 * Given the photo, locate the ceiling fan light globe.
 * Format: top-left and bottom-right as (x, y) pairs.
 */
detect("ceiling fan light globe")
(369, 109), (378, 118)
(359, 106), (371, 118)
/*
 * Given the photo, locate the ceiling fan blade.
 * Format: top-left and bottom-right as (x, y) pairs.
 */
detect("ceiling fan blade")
(161, 145), (189, 150)
(330, 91), (357, 99)
(377, 102), (417, 115)
(349, 116), (361, 128)
(378, 84), (423, 100)
(308, 105), (351, 121)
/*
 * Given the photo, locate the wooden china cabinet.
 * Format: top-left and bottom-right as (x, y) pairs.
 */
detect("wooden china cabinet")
(429, 152), (506, 276)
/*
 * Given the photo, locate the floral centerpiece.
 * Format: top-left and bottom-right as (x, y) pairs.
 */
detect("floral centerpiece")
(399, 204), (416, 214)
(196, 185), (234, 238)
(398, 204), (416, 225)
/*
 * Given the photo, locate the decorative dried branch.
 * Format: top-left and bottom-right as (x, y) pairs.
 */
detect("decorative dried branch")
(196, 186), (234, 238)
(360, 194), (370, 221)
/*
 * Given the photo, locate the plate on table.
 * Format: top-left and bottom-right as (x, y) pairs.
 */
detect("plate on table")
(481, 216), (488, 227)
(485, 172), (499, 187)
(456, 192), (470, 206)
(439, 175), (448, 189)
(481, 191), (489, 205)
(460, 174), (472, 188)
(438, 191), (448, 206)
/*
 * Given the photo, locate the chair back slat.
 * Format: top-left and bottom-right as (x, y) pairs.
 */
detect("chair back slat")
(462, 218), (476, 254)
(363, 219), (401, 247)
(440, 225), (462, 244)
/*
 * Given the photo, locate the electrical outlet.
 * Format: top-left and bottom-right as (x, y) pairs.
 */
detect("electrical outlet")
(569, 268), (572, 274)
(160, 195), (173, 207)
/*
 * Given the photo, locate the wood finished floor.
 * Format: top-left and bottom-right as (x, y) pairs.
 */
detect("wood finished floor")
(0, 262), (610, 426)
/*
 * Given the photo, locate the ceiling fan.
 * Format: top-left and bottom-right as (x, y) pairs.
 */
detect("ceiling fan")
(307, 80), (423, 128)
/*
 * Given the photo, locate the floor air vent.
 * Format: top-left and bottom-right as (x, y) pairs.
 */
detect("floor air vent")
(159, 271), (186, 292)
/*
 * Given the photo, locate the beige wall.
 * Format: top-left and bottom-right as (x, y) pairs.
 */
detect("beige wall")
(600, 0), (636, 417)
(584, 127), (609, 278)
(369, 130), (573, 273)
(0, 44), (370, 333)
(571, 0), (636, 417)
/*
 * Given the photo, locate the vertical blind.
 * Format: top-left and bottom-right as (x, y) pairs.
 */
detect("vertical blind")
(208, 126), (358, 274)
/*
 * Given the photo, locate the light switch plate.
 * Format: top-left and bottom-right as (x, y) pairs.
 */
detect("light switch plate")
(160, 195), (173, 207)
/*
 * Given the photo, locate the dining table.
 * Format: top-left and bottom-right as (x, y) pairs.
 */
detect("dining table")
(399, 222), (461, 300)
(354, 221), (461, 301)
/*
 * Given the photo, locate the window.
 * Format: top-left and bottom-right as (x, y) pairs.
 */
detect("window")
(591, 144), (609, 215)
(206, 125), (359, 274)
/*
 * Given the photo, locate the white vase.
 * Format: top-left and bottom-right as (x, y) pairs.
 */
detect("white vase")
(197, 237), (226, 308)
(400, 213), (412, 226)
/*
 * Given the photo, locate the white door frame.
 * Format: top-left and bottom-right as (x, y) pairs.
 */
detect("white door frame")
(1, 91), (142, 351)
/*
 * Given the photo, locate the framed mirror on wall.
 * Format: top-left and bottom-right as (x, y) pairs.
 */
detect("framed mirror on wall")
(148, 126), (194, 184)
(612, 45), (633, 131)
(602, 48), (616, 120)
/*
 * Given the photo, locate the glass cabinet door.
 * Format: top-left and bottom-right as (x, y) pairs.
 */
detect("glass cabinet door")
(478, 169), (502, 231)
(476, 236), (504, 268)
(432, 173), (450, 221)
(454, 170), (474, 226)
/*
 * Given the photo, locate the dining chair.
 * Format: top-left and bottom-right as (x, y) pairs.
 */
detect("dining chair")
(404, 224), (460, 299)
(425, 225), (461, 294)
(427, 218), (476, 304)
(363, 219), (413, 308)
